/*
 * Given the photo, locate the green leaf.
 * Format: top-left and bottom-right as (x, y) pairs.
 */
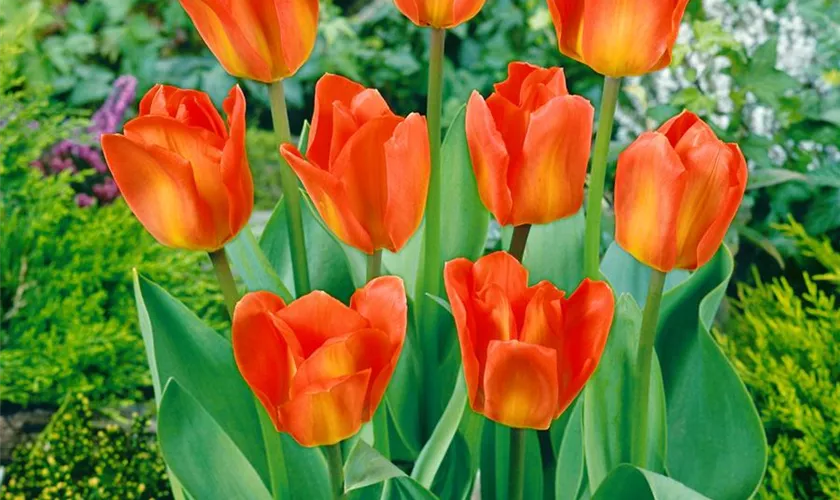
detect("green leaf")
(133, 273), (330, 500)
(226, 228), (294, 302)
(344, 441), (437, 499)
(555, 401), (586, 500)
(157, 379), (273, 500)
(503, 210), (585, 292)
(600, 244), (689, 307)
(411, 371), (468, 488)
(259, 197), (355, 302)
(479, 422), (543, 500)
(591, 465), (711, 500)
(583, 295), (667, 490)
(746, 168), (808, 190)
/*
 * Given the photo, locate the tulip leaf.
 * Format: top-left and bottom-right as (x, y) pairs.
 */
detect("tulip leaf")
(555, 400), (587, 500)
(344, 441), (438, 499)
(655, 247), (767, 499)
(479, 422), (543, 500)
(133, 273), (331, 500)
(502, 210), (586, 292)
(157, 379), (273, 500)
(259, 196), (356, 301)
(591, 464), (711, 500)
(600, 243), (689, 307)
(583, 294), (667, 490)
(226, 227), (294, 302)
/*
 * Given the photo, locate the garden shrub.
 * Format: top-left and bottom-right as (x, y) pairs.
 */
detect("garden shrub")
(716, 220), (840, 499)
(0, 36), (228, 408)
(0, 393), (172, 499)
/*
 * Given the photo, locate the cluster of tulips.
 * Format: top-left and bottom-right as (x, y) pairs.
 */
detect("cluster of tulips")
(101, 0), (760, 499)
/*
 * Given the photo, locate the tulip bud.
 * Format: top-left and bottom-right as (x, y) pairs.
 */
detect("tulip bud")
(101, 85), (253, 252)
(615, 111), (748, 272)
(232, 276), (407, 447)
(465, 62), (594, 227)
(444, 252), (614, 429)
(545, 0), (689, 77)
(280, 74), (431, 255)
(179, 0), (318, 83)
(394, 0), (486, 29)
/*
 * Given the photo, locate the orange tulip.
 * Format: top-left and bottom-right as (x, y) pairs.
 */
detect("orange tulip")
(101, 84), (253, 251)
(393, 0), (486, 29)
(444, 252), (614, 429)
(546, 0), (689, 77)
(233, 276), (406, 447)
(614, 111), (748, 272)
(280, 74), (430, 254)
(179, 0), (318, 83)
(465, 62), (594, 226)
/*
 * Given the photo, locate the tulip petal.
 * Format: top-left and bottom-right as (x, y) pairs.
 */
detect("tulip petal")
(331, 116), (404, 250)
(614, 132), (686, 272)
(280, 369), (371, 447)
(581, 0), (676, 77)
(466, 91), (513, 225)
(423, 0), (454, 28)
(518, 282), (566, 348)
(220, 85), (254, 240)
(280, 144), (375, 253)
(452, 0), (485, 28)
(168, 88), (229, 138)
(510, 95), (593, 226)
(101, 134), (217, 250)
(485, 94), (529, 166)
(444, 258), (484, 409)
(518, 67), (568, 111)
(273, 0), (319, 76)
(275, 290), (368, 358)
(494, 62), (541, 105)
(308, 74), (367, 170)
(232, 291), (293, 431)
(659, 110), (717, 158)
(472, 251), (529, 302)
(139, 84), (176, 117)
(557, 279), (614, 414)
(384, 113), (430, 252)
(546, 0), (585, 62)
(393, 0), (421, 26)
(179, 0), (273, 81)
(649, 0), (692, 71)
(674, 141), (746, 269)
(482, 340), (559, 429)
(290, 328), (392, 420)
(350, 276), (408, 346)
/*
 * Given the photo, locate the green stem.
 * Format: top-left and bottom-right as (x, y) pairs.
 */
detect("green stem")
(256, 404), (287, 500)
(209, 248), (285, 500)
(509, 428), (526, 500)
(508, 224), (531, 262)
(267, 81), (311, 297)
(416, 27), (446, 438)
(325, 443), (344, 498)
(367, 250), (382, 282)
(208, 249), (238, 322)
(631, 269), (667, 467)
(367, 250), (390, 455)
(583, 76), (622, 280)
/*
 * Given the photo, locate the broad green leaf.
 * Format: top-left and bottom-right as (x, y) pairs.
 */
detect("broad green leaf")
(591, 465), (711, 500)
(133, 273), (330, 500)
(555, 401), (586, 500)
(157, 380), (272, 500)
(259, 197), (355, 301)
(479, 422), (543, 500)
(583, 294), (667, 490)
(412, 371), (468, 488)
(746, 168), (808, 190)
(502, 210), (585, 292)
(226, 228), (294, 302)
(600, 243), (689, 307)
(656, 247), (767, 499)
(344, 441), (438, 499)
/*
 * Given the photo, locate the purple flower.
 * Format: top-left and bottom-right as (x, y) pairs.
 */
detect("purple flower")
(75, 193), (96, 207)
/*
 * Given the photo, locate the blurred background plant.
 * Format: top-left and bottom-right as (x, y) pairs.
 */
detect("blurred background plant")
(0, 0), (838, 497)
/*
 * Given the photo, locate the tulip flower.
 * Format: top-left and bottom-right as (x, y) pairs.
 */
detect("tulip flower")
(233, 276), (406, 447)
(545, 0), (689, 77)
(101, 84), (253, 252)
(394, 0), (486, 29)
(614, 111), (748, 272)
(444, 252), (614, 429)
(179, 0), (318, 83)
(280, 74), (431, 254)
(465, 62), (594, 226)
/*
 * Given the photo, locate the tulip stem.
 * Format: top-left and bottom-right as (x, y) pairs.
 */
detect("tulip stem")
(583, 76), (621, 280)
(208, 249), (238, 323)
(367, 250), (383, 281)
(367, 250), (391, 456)
(508, 224), (531, 262)
(509, 428), (526, 500)
(631, 269), (667, 467)
(417, 27), (446, 438)
(324, 443), (344, 498)
(267, 80), (311, 297)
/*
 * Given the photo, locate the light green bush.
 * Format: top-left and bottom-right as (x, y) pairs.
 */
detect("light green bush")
(717, 220), (840, 499)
